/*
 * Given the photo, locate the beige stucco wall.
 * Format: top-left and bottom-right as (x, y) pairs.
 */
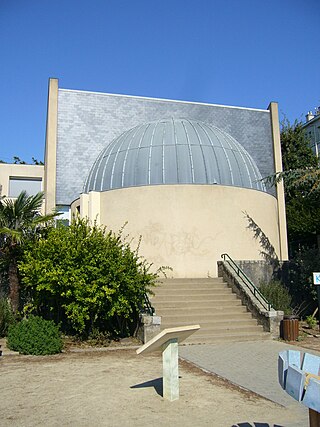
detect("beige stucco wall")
(80, 184), (282, 278)
(0, 163), (45, 212)
(0, 163), (44, 196)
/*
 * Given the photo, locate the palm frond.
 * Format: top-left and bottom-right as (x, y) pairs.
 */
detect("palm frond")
(0, 191), (60, 246)
(0, 227), (23, 244)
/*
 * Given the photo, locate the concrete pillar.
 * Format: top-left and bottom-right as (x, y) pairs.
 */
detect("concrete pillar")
(88, 191), (101, 225)
(162, 338), (179, 401)
(80, 193), (89, 218)
(44, 78), (58, 214)
(268, 102), (288, 261)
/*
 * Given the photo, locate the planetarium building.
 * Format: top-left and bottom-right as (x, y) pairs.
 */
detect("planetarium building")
(44, 79), (287, 277)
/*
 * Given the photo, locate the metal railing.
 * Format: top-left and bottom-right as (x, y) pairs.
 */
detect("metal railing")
(142, 292), (155, 316)
(221, 253), (272, 311)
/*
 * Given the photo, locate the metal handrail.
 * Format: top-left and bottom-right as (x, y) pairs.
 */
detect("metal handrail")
(142, 292), (155, 316)
(221, 253), (272, 311)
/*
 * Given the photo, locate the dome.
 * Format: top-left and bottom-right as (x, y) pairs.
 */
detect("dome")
(84, 118), (266, 193)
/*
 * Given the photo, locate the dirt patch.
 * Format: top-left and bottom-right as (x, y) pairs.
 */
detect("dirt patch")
(1, 347), (304, 427)
(288, 323), (320, 353)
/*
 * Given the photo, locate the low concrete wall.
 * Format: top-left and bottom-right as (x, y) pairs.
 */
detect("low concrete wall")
(236, 260), (291, 288)
(218, 261), (283, 339)
(236, 260), (275, 286)
(136, 314), (161, 343)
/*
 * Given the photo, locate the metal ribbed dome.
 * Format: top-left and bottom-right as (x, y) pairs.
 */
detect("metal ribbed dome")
(84, 118), (266, 193)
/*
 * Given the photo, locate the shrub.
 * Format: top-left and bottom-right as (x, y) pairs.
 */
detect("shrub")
(7, 315), (63, 355)
(284, 248), (319, 316)
(305, 315), (317, 329)
(0, 297), (15, 337)
(19, 218), (163, 338)
(259, 281), (292, 315)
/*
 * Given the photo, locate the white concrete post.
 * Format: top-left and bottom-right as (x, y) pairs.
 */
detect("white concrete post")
(136, 325), (200, 402)
(162, 338), (179, 401)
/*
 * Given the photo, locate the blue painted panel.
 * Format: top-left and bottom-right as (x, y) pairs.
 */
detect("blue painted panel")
(302, 353), (320, 376)
(303, 378), (320, 412)
(288, 350), (301, 368)
(285, 365), (305, 401)
(278, 351), (288, 389)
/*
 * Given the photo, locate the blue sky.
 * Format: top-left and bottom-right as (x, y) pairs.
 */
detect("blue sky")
(1, 0), (319, 163)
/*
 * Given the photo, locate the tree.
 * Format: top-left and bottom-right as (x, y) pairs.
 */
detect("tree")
(263, 119), (320, 315)
(266, 119), (319, 194)
(265, 120), (320, 251)
(31, 157), (44, 165)
(13, 156), (26, 165)
(280, 119), (318, 172)
(0, 191), (57, 313)
(269, 166), (320, 195)
(0, 156), (44, 165)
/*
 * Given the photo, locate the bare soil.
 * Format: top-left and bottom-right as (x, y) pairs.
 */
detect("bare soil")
(290, 322), (320, 352)
(0, 337), (307, 427)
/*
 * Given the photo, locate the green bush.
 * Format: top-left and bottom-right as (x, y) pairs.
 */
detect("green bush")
(306, 315), (317, 329)
(259, 281), (292, 315)
(19, 218), (163, 338)
(7, 315), (63, 355)
(0, 297), (15, 337)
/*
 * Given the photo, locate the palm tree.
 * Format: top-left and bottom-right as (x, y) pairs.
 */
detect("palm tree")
(0, 191), (58, 313)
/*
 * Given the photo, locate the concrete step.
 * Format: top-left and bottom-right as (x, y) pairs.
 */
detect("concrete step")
(151, 294), (239, 303)
(161, 324), (263, 334)
(160, 278), (225, 284)
(150, 277), (272, 344)
(152, 286), (230, 294)
(155, 305), (247, 316)
(183, 332), (272, 345)
(159, 312), (253, 323)
(156, 278), (227, 284)
(161, 318), (257, 328)
(153, 300), (243, 309)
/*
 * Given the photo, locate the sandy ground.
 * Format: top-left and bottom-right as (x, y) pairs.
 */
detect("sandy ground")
(0, 345), (304, 427)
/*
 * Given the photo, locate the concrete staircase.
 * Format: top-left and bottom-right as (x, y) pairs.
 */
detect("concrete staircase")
(150, 278), (271, 344)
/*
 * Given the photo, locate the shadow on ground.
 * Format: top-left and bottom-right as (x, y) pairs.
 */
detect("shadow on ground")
(232, 423), (284, 427)
(131, 377), (163, 396)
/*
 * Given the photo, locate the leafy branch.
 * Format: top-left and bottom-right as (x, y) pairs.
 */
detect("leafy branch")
(243, 211), (279, 269)
(263, 167), (320, 195)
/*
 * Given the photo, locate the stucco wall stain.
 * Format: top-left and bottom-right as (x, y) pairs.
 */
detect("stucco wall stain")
(142, 222), (216, 256)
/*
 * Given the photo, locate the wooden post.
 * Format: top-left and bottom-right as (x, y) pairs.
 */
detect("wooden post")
(309, 408), (320, 427)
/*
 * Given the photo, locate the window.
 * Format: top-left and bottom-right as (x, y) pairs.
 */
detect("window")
(9, 177), (42, 198)
(56, 205), (71, 227)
